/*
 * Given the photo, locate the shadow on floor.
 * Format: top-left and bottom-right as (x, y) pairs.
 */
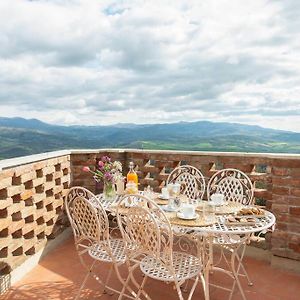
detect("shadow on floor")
(1, 281), (103, 300)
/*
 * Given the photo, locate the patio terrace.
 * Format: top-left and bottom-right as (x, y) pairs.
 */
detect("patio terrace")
(2, 235), (300, 300)
(1, 149), (300, 298)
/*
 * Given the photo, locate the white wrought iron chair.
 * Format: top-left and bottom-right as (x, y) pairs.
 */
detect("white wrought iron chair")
(116, 194), (207, 300)
(167, 165), (206, 201)
(65, 187), (136, 299)
(207, 169), (254, 296)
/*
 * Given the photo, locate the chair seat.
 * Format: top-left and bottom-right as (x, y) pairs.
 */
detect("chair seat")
(140, 251), (202, 282)
(89, 238), (126, 263)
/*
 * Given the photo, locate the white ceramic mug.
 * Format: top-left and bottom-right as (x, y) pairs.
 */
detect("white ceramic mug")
(181, 203), (195, 217)
(211, 193), (224, 204)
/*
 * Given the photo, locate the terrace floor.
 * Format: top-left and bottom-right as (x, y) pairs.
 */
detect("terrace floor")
(2, 237), (300, 300)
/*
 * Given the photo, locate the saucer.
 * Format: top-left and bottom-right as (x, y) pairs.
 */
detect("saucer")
(158, 194), (170, 200)
(177, 212), (198, 220)
(161, 205), (177, 212)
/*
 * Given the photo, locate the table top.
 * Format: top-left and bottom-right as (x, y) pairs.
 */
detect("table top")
(96, 193), (276, 236)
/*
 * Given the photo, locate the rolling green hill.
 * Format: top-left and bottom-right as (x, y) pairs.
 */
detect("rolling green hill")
(0, 117), (299, 159)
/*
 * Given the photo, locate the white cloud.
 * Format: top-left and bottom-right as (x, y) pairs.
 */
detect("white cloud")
(0, 0), (299, 132)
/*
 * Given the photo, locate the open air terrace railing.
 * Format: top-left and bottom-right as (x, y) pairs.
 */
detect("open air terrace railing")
(0, 149), (300, 293)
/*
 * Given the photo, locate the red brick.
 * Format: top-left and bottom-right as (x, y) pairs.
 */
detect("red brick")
(272, 204), (289, 214)
(272, 167), (290, 176)
(290, 188), (300, 197)
(289, 197), (300, 206)
(271, 194), (288, 204)
(290, 168), (300, 178)
(289, 243), (300, 253)
(272, 186), (290, 196)
(290, 207), (300, 216)
(272, 159), (300, 168)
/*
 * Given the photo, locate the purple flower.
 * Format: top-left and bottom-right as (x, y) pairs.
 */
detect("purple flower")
(98, 161), (104, 168)
(104, 172), (113, 182)
(101, 156), (111, 163)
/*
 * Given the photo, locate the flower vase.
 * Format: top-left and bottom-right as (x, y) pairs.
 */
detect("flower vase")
(103, 181), (116, 201)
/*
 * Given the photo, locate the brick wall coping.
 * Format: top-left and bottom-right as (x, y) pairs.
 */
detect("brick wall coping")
(0, 150), (71, 170)
(1, 148), (300, 171)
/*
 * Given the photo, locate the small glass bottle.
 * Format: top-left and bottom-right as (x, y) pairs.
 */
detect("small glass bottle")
(127, 162), (138, 187)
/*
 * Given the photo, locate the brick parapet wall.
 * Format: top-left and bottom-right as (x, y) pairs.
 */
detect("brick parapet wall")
(0, 154), (71, 276)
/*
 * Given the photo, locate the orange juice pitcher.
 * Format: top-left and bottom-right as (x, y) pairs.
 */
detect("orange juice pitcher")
(127, 161), (138, 186)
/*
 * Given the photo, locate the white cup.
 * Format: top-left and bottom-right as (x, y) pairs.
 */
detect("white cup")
(211, 193), (224, 205)
(161, 187), (169, 199)
(181, 203), (195, 217)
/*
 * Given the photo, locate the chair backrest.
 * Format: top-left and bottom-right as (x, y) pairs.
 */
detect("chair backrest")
(167, 165), (206, 200)
(207, 168), (254, 205)
(116, 194), (173, 263)
(65, 187), (109, 244)
(66, 186), (100, 207)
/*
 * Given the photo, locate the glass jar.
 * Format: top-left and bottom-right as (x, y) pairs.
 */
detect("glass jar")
(103, 181), (116, 200)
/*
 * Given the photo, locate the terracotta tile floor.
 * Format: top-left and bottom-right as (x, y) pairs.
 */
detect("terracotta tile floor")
(2, 237), (300, 300)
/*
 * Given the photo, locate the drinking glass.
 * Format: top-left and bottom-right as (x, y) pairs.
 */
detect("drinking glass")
(167, 183), (175, 198)
(172, 183), (181, 210)
(172, 183), (181, 198)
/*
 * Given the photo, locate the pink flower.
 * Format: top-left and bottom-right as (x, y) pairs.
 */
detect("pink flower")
(82, 166), (90, 172)
(98, 161), (104, 168)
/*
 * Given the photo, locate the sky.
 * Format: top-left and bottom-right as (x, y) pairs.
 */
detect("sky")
(0, 0), (300, 132)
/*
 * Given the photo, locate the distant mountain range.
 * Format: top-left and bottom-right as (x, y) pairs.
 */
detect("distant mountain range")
(0, 117), (299, 159)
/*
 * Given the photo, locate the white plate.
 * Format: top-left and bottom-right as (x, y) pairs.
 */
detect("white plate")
(177, 212), (198, 220)
(161, 205), (177, 212)
(158, 194), (170, 200)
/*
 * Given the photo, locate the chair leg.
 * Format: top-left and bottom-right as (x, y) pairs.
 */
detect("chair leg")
(187, 276), (199, 300)
(181, 280), (189, 292)
(174, 280), (185, 300)
(75, 261), (96, 300)
(136, 275), (148, 299)
(114, 262), (146, 300)
(103, 264), (114, 295)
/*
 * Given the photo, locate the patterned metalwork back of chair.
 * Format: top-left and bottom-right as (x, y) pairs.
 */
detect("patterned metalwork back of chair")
(167, 165), (206, 200)
(65, 187), (109, 243)
(207, 169), (254, 205)
(66, 186), (100, 207)
(116, 194), (173, 262)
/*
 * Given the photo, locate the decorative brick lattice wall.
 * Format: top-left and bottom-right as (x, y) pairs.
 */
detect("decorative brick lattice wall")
(0, 155), (70, 279)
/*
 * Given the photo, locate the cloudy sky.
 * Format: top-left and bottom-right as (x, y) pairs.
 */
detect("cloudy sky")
(0, 0), (300, 132)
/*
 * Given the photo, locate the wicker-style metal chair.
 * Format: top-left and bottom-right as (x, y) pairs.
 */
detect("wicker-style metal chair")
(167, 165), (206, 200)
(65, 187), (134, 299)
(116, 194), (206, 300)
(207, 169), (255, 294)
(207, 168), (254, 205)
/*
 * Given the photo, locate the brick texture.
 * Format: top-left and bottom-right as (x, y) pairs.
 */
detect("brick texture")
(0, 155), (70, 275)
